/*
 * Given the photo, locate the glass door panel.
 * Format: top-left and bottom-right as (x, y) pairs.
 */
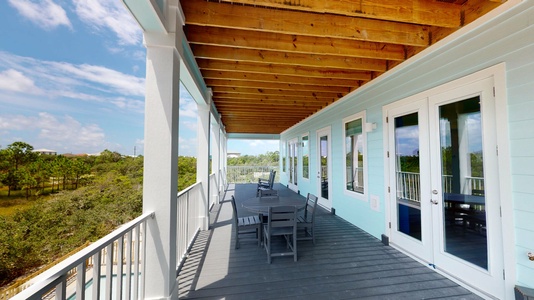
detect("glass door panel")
(394, 113), (422, 241)
(316, 127), (332, 210)
(320, 135), (328, 199)
(439, 97), (487, 269)
(288, 139), (298, 191)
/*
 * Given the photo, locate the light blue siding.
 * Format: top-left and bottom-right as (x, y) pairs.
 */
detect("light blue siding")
(280, 0), (534, 290)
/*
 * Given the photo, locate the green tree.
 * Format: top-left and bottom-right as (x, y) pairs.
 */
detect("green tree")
(71, 158), (91, 189)
(16, 166), (37, 200)
(0, 142), (37, 195)
(178, 156), (197, 191)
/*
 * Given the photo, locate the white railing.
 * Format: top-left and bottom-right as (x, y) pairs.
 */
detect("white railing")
(397, 172), (484, 202)
(8, 179), (207, 300)
(226, 166), (278, 183)
(346, 167), (364, 192)
(465, 176), (485, 195)
(10, 212), (154, 300)
(176, 182), (203, 271)
(396, 171), (421, 203)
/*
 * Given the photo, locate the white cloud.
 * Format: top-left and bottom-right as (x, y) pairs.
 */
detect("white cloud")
(73, 0), (141, 45)
(53, 63), (145, 96)
(181, 120), (197, 131)
(0, 112), (109, 153)
(179, 87), (197, 118)
(248, 140), (279, 148)
(0, 69), (43, 94)
(8, 0), (72, 30)
(179, 136), (197, 157)
(0, 52), (145, 112)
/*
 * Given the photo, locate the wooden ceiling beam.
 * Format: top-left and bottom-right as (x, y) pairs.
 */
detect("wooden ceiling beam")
(215, 98), (328, 107)
(219, 111), (312, 118)
(210, 0), (461, 28)
(197, 59), (373, 81)
(192, 45), (387, 72)
(201, 70), (360, 87)
(213, 93), (337, 103)
(182, 0), (430, 47)
(185, 26), (406, 61)
(212, 86), (345, 99)
(224, 116), (305, 122)
(205, 79), (351, 93)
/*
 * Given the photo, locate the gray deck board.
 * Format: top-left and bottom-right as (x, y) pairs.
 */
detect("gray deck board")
(178, 183), (481, 299)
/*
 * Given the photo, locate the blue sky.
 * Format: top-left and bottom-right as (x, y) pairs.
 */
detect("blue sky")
(0, 0), (279, 156)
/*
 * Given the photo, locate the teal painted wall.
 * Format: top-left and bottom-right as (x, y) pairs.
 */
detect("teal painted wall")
(279, 0), (534, 289)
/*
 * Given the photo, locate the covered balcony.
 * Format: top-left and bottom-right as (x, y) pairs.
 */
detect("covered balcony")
(8, 0), (534, 299)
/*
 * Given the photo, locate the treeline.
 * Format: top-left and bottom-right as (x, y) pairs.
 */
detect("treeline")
(0, 142), (198, 287)
(0, 145), (144, 287)
(0, 142), (94, 198)
(227, 151), (279, 166)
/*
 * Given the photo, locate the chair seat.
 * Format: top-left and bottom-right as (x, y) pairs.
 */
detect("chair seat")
(231, 196), (262, 249)
(238, 215), (262, 227)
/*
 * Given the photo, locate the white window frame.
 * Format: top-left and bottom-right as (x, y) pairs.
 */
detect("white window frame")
(342, 111), (368, 201)
(301, 132), (310, 181)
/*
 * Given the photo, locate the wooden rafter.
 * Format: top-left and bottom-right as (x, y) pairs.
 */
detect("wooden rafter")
(179, 0), (505, 135)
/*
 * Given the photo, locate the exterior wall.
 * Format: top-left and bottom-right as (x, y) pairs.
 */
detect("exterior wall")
(280, 0), (533, 290)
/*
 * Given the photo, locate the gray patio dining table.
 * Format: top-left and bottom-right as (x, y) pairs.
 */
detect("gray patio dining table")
(242, 196), (306, 215)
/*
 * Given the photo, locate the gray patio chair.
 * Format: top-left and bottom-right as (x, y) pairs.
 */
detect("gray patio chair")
(263, 206), (297, 264)
(258, 188), (279, 200)
(297, 193), (318, 244)
(257, 170), (276, 195)
(231, 195), (262, 249)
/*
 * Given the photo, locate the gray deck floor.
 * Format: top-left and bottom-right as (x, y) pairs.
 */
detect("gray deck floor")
(177, 183), (481, 299)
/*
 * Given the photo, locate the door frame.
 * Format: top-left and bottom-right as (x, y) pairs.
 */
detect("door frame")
(385, 97), (433, 263)
(316, 126), (332, 211)
(382, 64), (514, 299)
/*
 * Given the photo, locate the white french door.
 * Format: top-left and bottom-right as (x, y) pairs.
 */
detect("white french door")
(316, 127), (332, 210)
(386, 77), (504, 298)
(288, 138), (298, 192)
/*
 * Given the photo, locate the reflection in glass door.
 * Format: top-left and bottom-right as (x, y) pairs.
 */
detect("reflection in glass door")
(438, 97), (487, 269)
(288, 139), (298, 191)
(386, 76), (503, 298)
(320, 136), (328, 199)
(317, 127), (331, 210)
(394, 113), (422, 241)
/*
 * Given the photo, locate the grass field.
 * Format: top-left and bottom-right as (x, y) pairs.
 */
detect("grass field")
(0, 187), (54, 216)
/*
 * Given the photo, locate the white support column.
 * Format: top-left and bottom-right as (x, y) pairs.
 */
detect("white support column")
(212, 120), (221, 204)
(221, 129), (227, 189)
(142, 33), (181, 299)
(196, 101), (210, 230)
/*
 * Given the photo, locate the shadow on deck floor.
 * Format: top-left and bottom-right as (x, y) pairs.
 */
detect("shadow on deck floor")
(177, 183), (481, 300)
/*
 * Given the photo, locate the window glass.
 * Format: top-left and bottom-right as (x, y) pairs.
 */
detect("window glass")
(282, 141), (287, 172)
(302, 135), (309, 179)
(345, 118), (364, 194)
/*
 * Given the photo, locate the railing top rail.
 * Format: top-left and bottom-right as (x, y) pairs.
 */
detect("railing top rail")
(395, 171), (420, 175)
(10, 211), (154, 300)
(177, 182), (202, 198)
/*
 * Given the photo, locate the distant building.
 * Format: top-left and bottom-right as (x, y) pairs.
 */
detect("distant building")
(227, 152), (240, 158)
(33, 149), (57, 155)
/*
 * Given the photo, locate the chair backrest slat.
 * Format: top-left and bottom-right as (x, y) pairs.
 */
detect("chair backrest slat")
(259, 189), (279, 200)
(268, 206), (297, 228)
(304, 193), (318, 221)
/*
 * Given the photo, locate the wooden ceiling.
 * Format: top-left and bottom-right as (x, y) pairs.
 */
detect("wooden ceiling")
(180, 0), (503, 135)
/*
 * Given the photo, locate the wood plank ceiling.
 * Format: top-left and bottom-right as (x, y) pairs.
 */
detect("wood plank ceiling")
(180, 0), (504, 135)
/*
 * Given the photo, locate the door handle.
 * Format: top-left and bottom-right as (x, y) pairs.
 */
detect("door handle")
(430, 199), (438, 205)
